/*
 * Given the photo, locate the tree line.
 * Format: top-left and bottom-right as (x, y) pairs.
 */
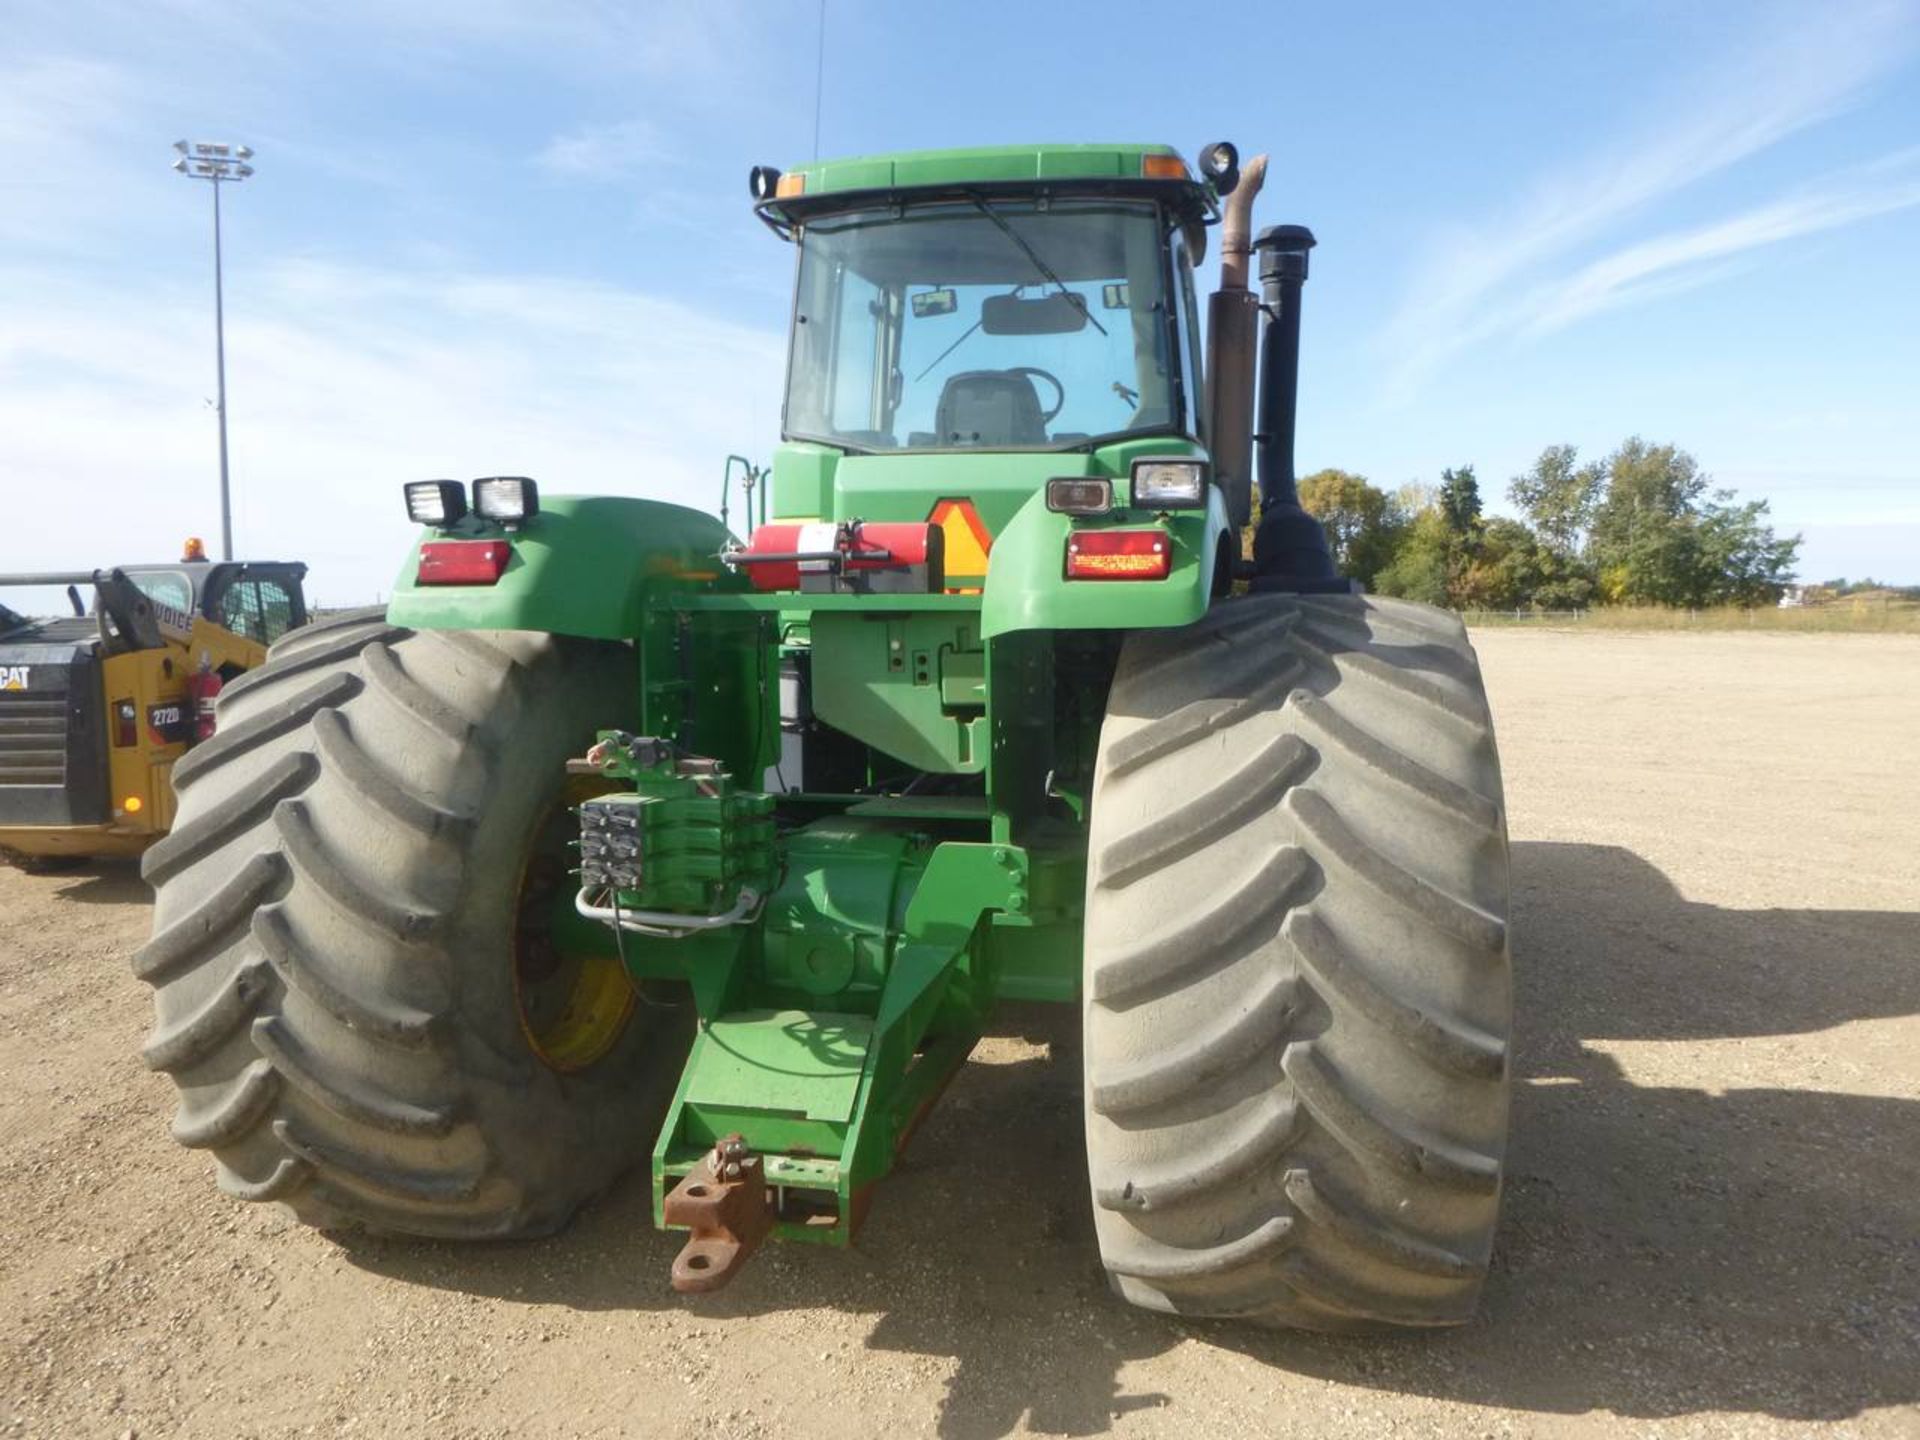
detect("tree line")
(1297, 438), (1802, 610)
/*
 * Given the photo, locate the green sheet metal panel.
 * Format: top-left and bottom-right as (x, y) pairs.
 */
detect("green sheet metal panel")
(685, 1009), (872, 1123)
(808, 611), (988, 773)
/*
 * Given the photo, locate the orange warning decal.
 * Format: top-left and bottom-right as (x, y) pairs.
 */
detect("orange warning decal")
(928, 498), (992, 594)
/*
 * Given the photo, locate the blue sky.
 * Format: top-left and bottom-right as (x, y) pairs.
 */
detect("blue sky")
(4, 0), (1918, 606)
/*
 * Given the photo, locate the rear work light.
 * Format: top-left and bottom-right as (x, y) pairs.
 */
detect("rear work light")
(1066, 529), (1171, 580)
(1045, 478), (1113, 515)
(1131, 458), (1206, 508)
(417, 539), (511, 585)
(473, 476), (540, 522)
(405, 480), (467, 527)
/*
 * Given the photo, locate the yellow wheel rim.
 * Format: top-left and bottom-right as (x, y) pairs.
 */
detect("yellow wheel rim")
(512, 778), (637, 1072)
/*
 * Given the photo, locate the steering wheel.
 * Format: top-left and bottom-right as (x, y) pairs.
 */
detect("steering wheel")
(1009, 366), (1066, 424)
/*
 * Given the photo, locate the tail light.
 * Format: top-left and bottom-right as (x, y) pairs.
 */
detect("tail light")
(113, 698), (137, 747)
(1066, 529), (1171, 580)
(417, 539), (511, 585)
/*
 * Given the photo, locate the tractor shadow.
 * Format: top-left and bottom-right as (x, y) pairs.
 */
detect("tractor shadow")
(341, 841), (1920, 1436)
(38, 860), (148, 906)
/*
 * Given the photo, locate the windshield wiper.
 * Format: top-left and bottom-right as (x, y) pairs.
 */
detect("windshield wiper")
(913, 313), (986, 383)
(966, 192), (1108, 337)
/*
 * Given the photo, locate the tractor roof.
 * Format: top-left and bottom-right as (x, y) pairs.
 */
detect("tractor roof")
(757, 142), (1216, 230)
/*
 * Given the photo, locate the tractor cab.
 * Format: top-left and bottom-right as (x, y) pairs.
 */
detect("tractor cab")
(743, 146), (1227, 579)
(687, 145), (1275, 643)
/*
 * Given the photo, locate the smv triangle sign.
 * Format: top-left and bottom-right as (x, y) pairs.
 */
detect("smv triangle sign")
(927, 498), (992, 594)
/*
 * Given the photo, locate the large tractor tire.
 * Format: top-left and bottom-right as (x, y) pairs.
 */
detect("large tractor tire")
(135, 610), (686, 1238)
(1083, 593), (1510, 1330)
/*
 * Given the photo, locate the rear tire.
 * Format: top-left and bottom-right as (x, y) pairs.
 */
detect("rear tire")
(1083, 593), (1510, 1329)
(135, 610), (687, 1238)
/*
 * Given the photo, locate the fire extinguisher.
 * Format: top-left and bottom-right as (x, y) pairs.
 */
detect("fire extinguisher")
(186, 657), (223, 743)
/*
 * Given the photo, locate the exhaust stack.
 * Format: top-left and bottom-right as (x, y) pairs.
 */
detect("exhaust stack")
(1250, 224), (1341, 589)
(1205, 154), (1267, 529)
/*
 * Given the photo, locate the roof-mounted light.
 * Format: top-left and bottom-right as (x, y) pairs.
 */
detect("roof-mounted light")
(1198, 141), (1239, 196)
(1141, 153), (1190, 181)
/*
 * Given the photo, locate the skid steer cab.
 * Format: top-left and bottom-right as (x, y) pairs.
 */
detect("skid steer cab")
(0, 557), (308, 866)
(139, 143), (1514, 1335)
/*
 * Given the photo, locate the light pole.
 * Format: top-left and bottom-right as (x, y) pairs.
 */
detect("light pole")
(172, 140), (255, 562)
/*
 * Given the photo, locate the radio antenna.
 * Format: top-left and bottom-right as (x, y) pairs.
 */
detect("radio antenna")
(812, 0), (826, 159)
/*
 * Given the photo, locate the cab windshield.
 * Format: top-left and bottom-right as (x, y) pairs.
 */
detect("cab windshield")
(784, 198), (1188, 452)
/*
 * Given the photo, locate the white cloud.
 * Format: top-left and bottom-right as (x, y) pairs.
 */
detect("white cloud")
(1379, 1), (1919, 398)
(1518, 148), (1920, 336)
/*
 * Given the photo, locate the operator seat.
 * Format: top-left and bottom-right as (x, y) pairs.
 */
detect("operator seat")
(934, 370), (1047, 446)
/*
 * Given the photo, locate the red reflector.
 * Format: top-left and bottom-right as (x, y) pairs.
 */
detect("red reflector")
(1066, 529), (1171, 580)
(417, 539), (511, 585)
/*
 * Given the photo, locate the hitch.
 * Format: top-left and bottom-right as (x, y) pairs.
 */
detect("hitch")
(663, 1134), (774, 1293)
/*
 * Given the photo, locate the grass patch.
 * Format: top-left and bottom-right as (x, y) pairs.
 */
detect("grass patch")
(1460, 601), (1920, 632)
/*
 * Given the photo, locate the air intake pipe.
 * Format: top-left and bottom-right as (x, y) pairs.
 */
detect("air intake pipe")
(1205, 154), (1266, 529)
(1250, 224), (1341, 589)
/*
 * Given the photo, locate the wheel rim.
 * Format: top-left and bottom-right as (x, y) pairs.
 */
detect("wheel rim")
(512, 779), (636, 1072)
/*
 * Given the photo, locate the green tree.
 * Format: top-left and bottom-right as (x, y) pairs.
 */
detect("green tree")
(1297, 468), (1406, 586)
(1695, 492), (1800, 605)
(1589, 438), (1798, 605)
(1437, 465), (1483, 536)
(1509, 444), (1604, 556)
(1371, 507), (1453, 607)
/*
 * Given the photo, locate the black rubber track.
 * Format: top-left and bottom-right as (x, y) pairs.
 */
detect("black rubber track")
(1083, 593), (1511, 1330)
(135, 610), (687, 1238)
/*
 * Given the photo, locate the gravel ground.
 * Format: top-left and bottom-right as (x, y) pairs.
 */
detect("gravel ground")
(1, 627), (1915, 1439)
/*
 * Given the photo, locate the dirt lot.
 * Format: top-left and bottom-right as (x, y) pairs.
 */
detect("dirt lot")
(2, 628), (1916, 1439)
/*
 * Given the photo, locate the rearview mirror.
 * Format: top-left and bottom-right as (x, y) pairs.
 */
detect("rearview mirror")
(911, 288), (957, 318)
(982, 292), (1087, 335)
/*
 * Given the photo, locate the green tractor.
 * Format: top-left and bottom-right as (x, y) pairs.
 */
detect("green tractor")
(136, 142), (1510, 1329)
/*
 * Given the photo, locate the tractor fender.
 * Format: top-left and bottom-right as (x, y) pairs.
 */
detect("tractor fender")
(979, 485), (1232, 639)
(386, 496), (738, 639)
